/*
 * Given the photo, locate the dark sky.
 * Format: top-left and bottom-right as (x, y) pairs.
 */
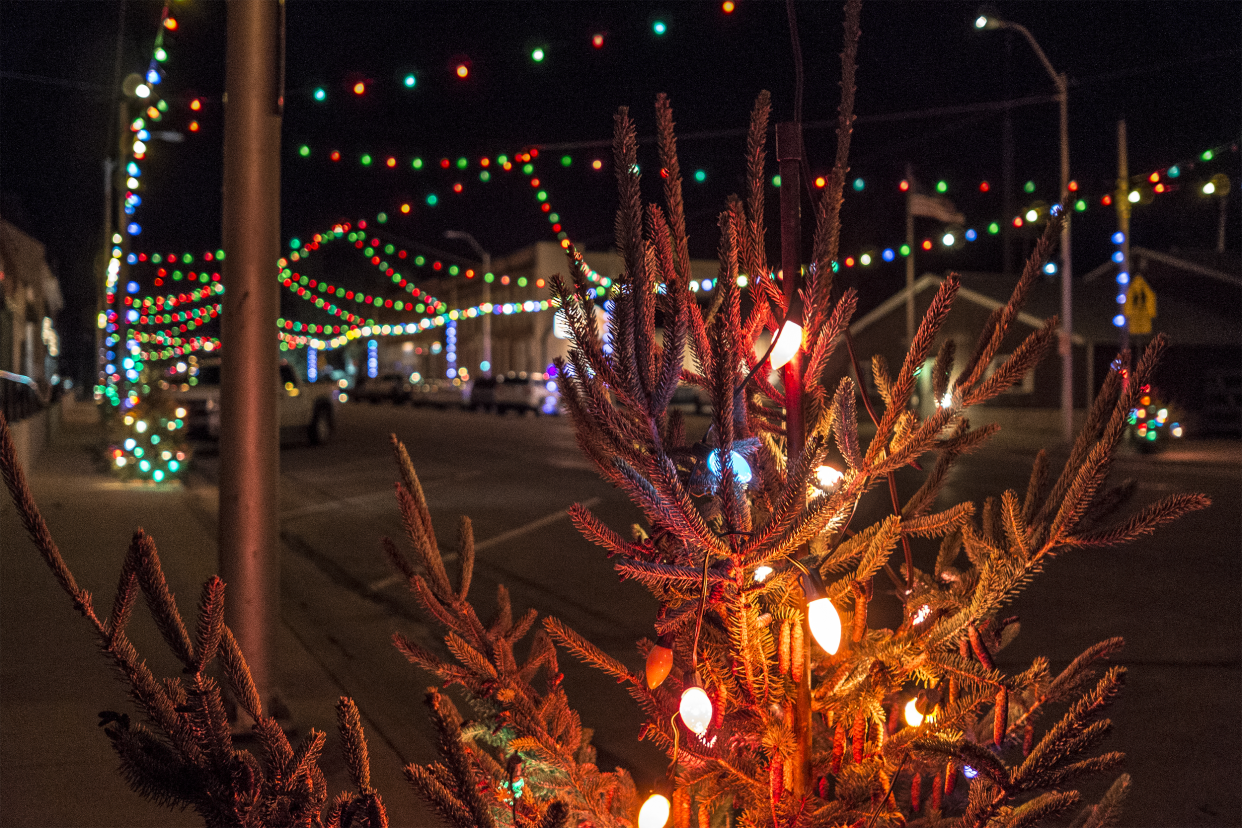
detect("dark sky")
(2, 1), (1238, 380)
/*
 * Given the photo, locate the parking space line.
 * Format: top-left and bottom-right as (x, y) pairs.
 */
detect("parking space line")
(280, 470), (483, 521)
(365, 496), (601, 593)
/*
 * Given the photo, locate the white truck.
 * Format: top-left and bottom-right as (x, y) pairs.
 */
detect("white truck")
(166, 358), (336, 444)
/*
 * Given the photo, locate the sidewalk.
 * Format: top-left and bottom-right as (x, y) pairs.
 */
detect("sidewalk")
(0, 414), (431, 827)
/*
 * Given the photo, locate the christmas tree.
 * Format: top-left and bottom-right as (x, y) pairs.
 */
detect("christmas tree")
(0, 2), (1212, 826)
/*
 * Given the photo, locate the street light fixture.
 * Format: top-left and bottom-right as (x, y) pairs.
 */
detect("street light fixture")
(977, 11), (1074, 442)
(443, 230), (493, 375)
(1202, 173), (1231, 252)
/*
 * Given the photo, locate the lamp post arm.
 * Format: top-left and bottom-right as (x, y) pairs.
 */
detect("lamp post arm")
(443, 230), (485, 263)
(1005, 21), (1063, 93)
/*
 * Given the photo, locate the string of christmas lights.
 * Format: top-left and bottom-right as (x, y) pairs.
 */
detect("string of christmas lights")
(280, 273), (374, 327)
(289, 8), (719, 110)
(126, 135), (1232, 364)
(135, 281), (224, 310)
(98, 1), (191, 406)
(108, 407), (190, 484)
(132, 303), (219, 330)
(292, 133), (1234, 225)
(285, 221), (449, 312)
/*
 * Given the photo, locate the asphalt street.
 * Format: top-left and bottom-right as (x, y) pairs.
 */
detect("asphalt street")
(185, 399), (1240, 826)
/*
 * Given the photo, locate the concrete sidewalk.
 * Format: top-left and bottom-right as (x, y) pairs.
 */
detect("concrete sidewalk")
(0, 414), (432, 827)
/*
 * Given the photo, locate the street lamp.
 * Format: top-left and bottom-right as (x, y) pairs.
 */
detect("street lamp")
(977, 11), (1074, 442)
(443, 230), (492, 375)
(1202, 173), (1231, 253)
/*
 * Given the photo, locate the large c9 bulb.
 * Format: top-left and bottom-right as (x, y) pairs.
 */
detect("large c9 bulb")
(638, 793), (671, 828)
(679, 678), (713, 736)
(806, 596), (841, 655)
(814, 464), (844, 491)
(769, 319), (803, 369)
(802, 567), (841, 655)
(645, 634), (674, 690)
(904, 697), (924, 727)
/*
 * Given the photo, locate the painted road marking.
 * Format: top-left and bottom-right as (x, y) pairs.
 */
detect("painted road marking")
(366, 496), (601, 593)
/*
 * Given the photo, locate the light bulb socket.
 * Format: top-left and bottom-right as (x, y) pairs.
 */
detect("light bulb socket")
(915, 687), (942, 716)
(802, 565), (827, 602)
(784, 289), (805, 326)
(655, 632), (675, 650)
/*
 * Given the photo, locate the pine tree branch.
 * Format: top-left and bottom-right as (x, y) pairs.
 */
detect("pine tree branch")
(192, 576), (226, 675)
(337, 696), (377, 796)
(1064, 494), (1211, 549)
(543, 617), (636, 686)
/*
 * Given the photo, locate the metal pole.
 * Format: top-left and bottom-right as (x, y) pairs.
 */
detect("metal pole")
(115, 100), (132, 403)
(1116, 120), (1131, 355)
(1002, 31), (1016, 275)
(444, 231), (492, 375)
(449, 283), (458, 378)
(481, 251), (492, 374)
(1057, 71), (1073, 442)
(776, 120), (811, 800)
(97, 158), (110, 389)
(1218, 194), (1229, 253)
(988, 19), (1073, 441)
(219, 0), (283, 716)
(905, 165), (915, 348)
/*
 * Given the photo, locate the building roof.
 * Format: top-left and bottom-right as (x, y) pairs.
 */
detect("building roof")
(850, 272), (1086, 346)
(860, 250), (1240, 348)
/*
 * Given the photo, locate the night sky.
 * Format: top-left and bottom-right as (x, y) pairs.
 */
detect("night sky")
(2, 1), (1238, 381)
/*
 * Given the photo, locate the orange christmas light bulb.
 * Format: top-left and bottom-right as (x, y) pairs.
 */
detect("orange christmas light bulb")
(645, 633), (674, 689)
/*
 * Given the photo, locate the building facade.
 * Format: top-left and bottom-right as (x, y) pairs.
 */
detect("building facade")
(0, 218), (63, 388)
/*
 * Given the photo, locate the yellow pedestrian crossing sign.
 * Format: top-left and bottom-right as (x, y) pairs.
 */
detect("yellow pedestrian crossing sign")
(1125, 275), (1157, 335)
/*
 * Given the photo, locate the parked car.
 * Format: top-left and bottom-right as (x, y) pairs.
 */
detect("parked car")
(470, 372), (560, 415)
(353, 372), (414, 404)
(411, 378), (470, 409)
(166, 358), (336, 444)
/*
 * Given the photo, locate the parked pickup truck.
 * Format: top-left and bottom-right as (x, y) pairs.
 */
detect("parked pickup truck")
(164, 358), (336, 444)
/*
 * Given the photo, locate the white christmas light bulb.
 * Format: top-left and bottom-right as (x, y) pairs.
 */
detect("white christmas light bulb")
(638, 793), (671, 828)
(802, 568), (841, 655)
(904, 697), (924, 727)
(769, 319), (803, 369)
(806, 595), (841, 655)
(679, 674), (713, 736)
(814, 464), (844, 491)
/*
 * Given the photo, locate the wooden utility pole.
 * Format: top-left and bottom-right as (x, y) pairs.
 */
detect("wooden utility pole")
(219, 0), (283, 715)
